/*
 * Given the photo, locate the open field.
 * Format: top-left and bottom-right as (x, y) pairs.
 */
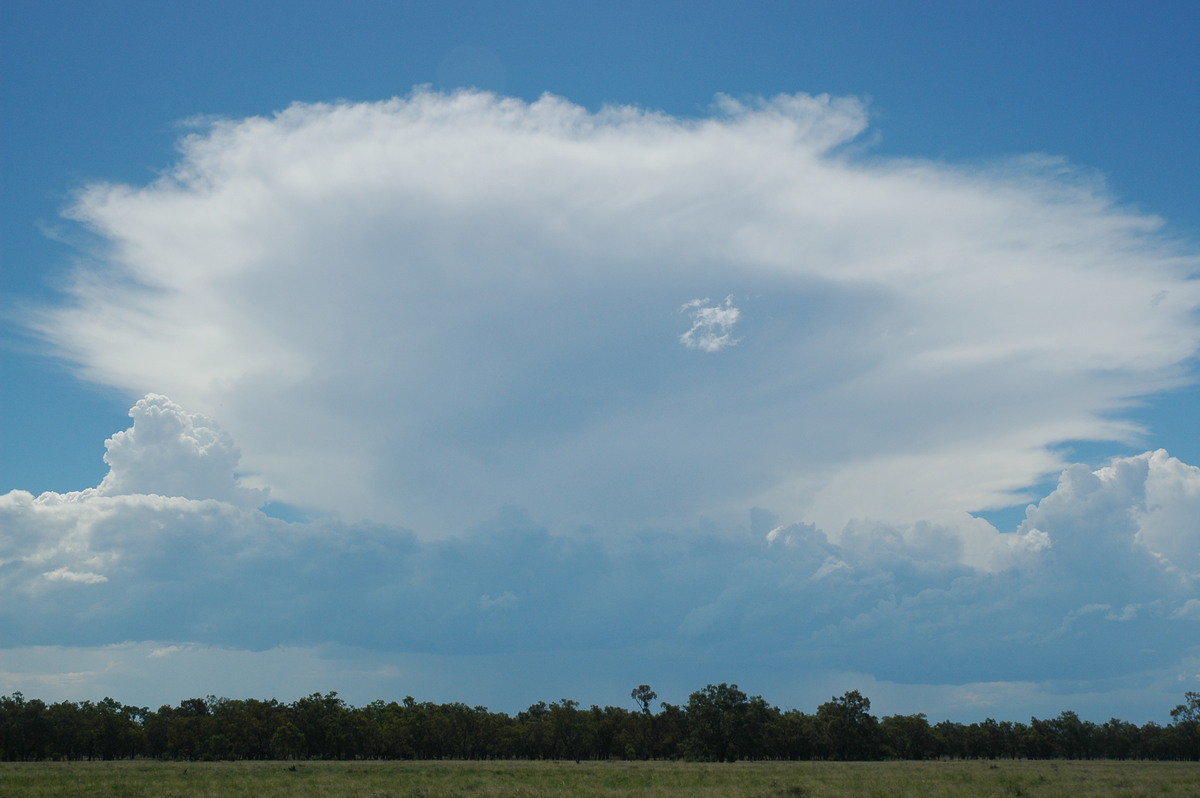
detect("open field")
(0, 759), (1197, 798)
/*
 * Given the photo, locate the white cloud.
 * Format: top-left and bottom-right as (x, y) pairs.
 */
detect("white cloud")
(97, 394), (266, 507)
(148, 645), (188, 658)
(679, 296), (741, 352)
(1132, 450), (1200, 578)
(1, 400), (1197, 718)
(42, 567), (107, 584)
(31, 89), (1199, 536)
(1172, 600), (1200, 621)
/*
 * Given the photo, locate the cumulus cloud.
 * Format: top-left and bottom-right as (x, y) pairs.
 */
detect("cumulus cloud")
(1, 398), (1197, 715)
(31, 89), (1200, 536)
(96, 394), (266, 507)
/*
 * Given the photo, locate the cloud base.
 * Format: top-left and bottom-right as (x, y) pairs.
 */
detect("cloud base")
(2, 395), (1197, 720)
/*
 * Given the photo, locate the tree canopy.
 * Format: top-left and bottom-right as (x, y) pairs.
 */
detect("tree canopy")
(1, 688), (1196, 762)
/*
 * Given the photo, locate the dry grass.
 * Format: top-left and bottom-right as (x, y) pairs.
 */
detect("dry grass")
(0, 758), (1196, 798)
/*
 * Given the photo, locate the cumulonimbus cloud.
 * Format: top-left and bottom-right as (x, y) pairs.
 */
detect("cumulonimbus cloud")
(33, 89), (1200, 536)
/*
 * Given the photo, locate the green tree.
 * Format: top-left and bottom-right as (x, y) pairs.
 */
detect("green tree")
(207, 733), (233, 760)
(652, 702), (687, 759)
(769, 709), (818, 760)
(1168, 692), (1200, 760)
(1021, 717), (1055, 759)
(881, 713), (936, 760)
(631, 685), (657, 715)
(47, 700), (85, 760)
(516, 701), (552, 759)
(167, 698), (213, 760)
(82, 698), (144, 760)
(684, 683), (767, 761)
(1171, 692), (1200, 724)
(815, 690), (882, 760)
(549, 699), (587, 760)
(629, 685), (657, 758)
(1050, 710), (1097, 759)
(270, 721), (305, 760)
(290, 692), (349, 759)
(1098, 718), (1140, 760)
(589, 704), (631, 760)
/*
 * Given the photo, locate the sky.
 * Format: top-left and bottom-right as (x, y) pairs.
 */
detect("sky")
(2, 1), (1199, 724)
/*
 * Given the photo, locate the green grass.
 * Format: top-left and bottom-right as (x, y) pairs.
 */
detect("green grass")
(0, 759), (1196, 798)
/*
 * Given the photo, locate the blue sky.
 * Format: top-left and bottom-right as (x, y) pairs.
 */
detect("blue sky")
(2, 1), (1199, 723)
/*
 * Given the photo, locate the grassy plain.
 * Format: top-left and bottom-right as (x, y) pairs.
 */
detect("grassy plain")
(0, 759), (1196, 798)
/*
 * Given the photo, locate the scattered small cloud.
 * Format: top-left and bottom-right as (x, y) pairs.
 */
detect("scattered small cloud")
(480, 591), (519, 610)
(679, 296), (741, 352)
(1172, 599), (1200, 621)
(42, 567), (107, 585)
(148, 645), (187, 659)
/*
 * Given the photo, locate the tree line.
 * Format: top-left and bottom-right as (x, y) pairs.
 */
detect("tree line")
(1, 685), (1197, 762)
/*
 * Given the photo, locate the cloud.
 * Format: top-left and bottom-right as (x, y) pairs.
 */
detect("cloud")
(31, 89), (1200, 536)
(96, 394), (266, 508)
(1, 398), (1197, 717)
(679, 296), (741, 352)
(148, 645), (188, 659)
(42, 567), (107, 584)
(1173, 600), (1200, 621)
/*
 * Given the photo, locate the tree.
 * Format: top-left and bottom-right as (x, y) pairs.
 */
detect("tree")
(271, 722), (305, 760)
(1098, 718), (1140, 760)
(167, 699), (213, 760)
(684, 683), (761, 762)
(1170, 692), (1200, 724)
(1050, 710), (1096, 759)
(881, 713), (936, 760)
(5, 684), (1199, 762)
(82, 698), (144, 760)
(516, 701), (552, 759)
(1168, 692), (1200, 760)
(768, 709), (818, 760)
(548, 699), (587, 761)
(290, 692), (349, 759)
(589, 704), (631, 760)
(1022, 717), (1056, 759)
(629, 685), (658, 759)
(631, 685), (657, 715)
(815, 690), (882, 760)
(652, 702), (687, 759)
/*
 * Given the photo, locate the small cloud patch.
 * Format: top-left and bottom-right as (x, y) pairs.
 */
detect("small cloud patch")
(149, 645), (188, 659)
(42, 567), (107, 585)
(480, 591), (519, 610)
(680, 296), (741, 352)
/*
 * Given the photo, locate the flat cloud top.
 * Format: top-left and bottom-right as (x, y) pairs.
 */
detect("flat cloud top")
(34, 89), (1200, 536)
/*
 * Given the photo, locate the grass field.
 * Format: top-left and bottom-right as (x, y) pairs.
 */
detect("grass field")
(0, 759), (1196, 797)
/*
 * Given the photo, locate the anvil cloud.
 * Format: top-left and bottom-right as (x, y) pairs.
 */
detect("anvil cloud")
(36, 90), (1200, 539)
